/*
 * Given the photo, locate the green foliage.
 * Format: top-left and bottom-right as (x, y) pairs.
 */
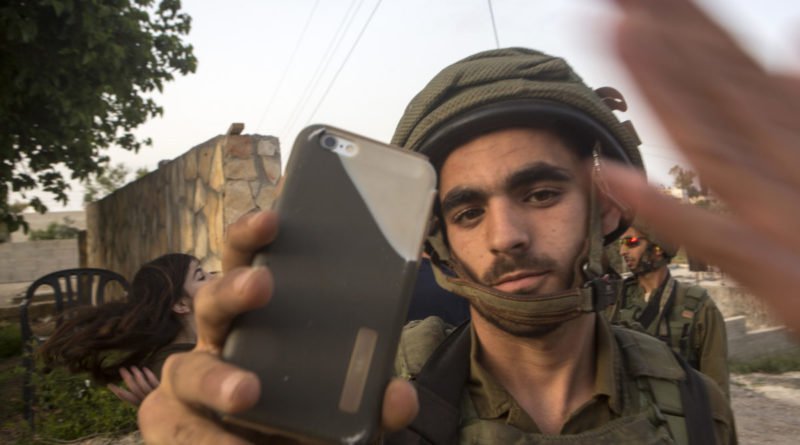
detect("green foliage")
(135, 167), (150, 180)
(0, 358), (27, 443)
(31, 365), (137, 441)
(0, 0), (197, 234)
(1, 335), (135, 442)
(668, 164), (700, 198)
(28, 216), (80, 240)
(83, 163), (134, 203)
(0, 323), (23, 358)
(730, 351), (800, 374)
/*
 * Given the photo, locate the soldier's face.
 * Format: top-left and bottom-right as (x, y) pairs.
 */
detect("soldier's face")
(619, 227), (648, 271)
(438, 127), (589, 297)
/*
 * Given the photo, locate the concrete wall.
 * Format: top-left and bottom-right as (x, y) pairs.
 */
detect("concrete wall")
(0, 239), (79, 283)
(726, 316), (800, 362)
(85, 132), (281, 281)
(707, 285), (779, 330)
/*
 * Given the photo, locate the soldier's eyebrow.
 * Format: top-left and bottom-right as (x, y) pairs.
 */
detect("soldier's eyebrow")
(439, 162), (573, 215)
(504, 162), (573, 192)
(440, 188), (487, 216)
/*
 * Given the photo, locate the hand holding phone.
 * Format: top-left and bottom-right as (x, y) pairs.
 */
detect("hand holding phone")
(221, 125), (436, 444)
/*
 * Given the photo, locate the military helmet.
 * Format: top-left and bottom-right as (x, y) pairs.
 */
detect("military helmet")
(631, 220), (679, 259)
(392, 47), (645, 241)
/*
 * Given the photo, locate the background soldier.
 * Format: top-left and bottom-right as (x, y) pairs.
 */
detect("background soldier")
(612, 223), (729, 398)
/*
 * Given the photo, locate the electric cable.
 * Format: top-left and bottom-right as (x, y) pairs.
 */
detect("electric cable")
(305, 0), (384, 124)
(487, 0), (500, 49)
(255, 0), (322, 133)
(281, 0), (366, 136)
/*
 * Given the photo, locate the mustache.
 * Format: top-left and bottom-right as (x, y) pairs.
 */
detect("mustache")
(480, 254), (558, 286)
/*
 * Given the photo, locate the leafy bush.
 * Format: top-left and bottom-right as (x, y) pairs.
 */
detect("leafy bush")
(0, 323), (22, 358)
(28, 218), (80, 240)
(731, 351), (800, 374)
(24, 364), (137, 441)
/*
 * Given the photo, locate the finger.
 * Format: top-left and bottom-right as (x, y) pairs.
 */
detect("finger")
(139, 387), (254, 445)
(143, 366), (161, 389)
(223, 210), (279, 273)
(194, 265), (273, 351)
(161, 351), (260, 415)
(602, 164), (800, 329)
(120, 367), (147, 400)
(108, 383), (142, 406)
(381, 378), (419, 432)
(131, 366), (156, 394)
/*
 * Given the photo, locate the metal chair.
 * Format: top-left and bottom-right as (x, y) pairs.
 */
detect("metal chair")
(19, 268), (130, 429)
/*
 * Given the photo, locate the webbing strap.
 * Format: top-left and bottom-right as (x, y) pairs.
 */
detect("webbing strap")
(676, 353), (717, 445)
(384, 322), (471, 445)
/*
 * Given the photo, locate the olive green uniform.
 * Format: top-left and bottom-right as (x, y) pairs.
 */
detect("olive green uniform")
(608, 274), (729, 398)
(394, 316), (736, 444)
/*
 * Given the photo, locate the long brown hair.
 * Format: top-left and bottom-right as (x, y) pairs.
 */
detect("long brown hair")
(39, 253), (196, 384)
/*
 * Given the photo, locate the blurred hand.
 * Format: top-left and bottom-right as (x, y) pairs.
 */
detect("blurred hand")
(108, 366), (159, 407)
(605, 0), (800, 330)
(137, 210), (418, 445)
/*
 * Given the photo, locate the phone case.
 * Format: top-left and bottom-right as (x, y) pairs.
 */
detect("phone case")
(221, 125), (437, 444)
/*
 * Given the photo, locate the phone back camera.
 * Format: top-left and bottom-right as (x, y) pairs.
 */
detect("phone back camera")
(321, 135), (338, 150)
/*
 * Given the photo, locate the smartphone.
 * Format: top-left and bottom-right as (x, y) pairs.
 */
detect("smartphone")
(221, 125), (437, 444)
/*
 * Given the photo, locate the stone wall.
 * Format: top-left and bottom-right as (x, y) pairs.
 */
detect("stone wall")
(0, 239), (79, 283)
(86, 132), (281, 281)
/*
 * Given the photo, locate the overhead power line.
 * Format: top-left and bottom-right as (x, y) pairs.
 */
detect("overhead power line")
(306, 0), (384, 124)
(255, 0), (321, 133)
(487, 0), (500, 49)
(282, 0), (365, 136)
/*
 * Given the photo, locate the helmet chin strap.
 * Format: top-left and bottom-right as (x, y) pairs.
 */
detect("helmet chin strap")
(425, 149), (623, 334)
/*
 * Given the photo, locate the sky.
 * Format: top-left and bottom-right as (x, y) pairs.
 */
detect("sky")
(25, 0), (800, 211)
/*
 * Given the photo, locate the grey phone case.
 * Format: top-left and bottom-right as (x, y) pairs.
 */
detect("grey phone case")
(221, 125), (436, 444)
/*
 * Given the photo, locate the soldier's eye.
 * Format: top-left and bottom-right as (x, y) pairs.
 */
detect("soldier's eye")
(525, 188), (561, 205)
(452, 208), (484, 226)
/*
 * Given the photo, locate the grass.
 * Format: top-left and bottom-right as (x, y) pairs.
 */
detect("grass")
(730, 351), (800, 374)
(0, 321), (137, 444)
(0, 322), (22, 358)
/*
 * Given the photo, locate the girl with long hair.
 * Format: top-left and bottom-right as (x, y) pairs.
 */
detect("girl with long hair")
(39, 253), (212, 385)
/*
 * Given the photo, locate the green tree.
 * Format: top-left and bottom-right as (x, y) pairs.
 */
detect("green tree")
(0, 0), (197, 236)
(135, 167), (150, 180)
(83, 163), (139, 203)
(668, 164), (701, 199)
(29, 216), (80, 240)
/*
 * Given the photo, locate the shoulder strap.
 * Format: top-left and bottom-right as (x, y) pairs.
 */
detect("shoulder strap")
(384, 322), (471, 445)
(683, 286), (707, 311)
(675, 352), (717, 445)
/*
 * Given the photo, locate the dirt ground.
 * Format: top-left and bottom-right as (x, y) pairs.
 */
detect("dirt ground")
(731, 372), (800, 445)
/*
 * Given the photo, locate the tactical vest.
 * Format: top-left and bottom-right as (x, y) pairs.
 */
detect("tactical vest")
(611, 277), (708, 369)
(386, 317), (715, 445)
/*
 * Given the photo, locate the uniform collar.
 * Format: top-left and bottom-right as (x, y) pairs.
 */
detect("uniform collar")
(467, 314), (623, 432)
